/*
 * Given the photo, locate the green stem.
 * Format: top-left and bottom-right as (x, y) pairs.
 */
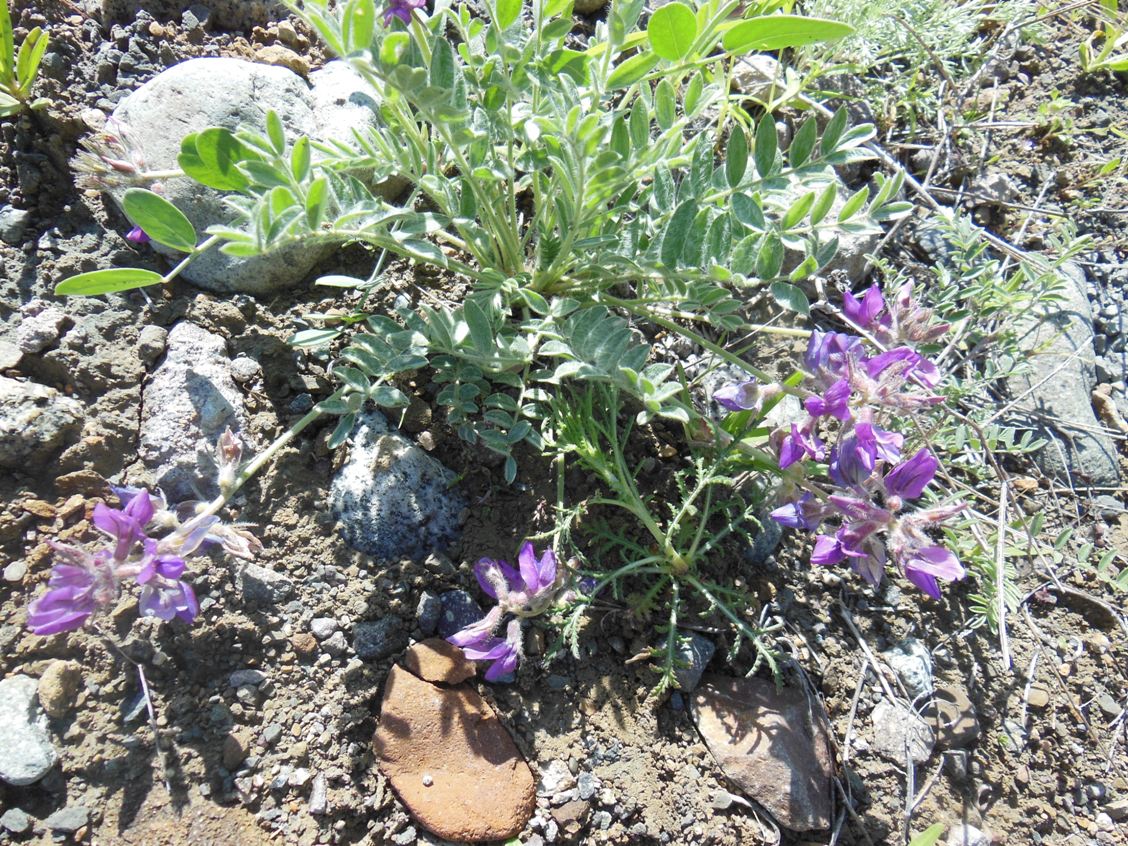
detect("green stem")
(198, 389), (340, 519)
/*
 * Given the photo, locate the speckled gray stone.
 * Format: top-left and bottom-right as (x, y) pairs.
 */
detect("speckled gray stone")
(416, 591), (442, 636)
(0, 376), (82, 470)
(0, 808), (30, 835)
(437, 590), (484, 639)
(139, 322), (245, 500)
(330, 411), (465, 562)
(882, 638), (933, 703)
(45, 805), (89, 834)
(0, 675), (58, 786)
(353, 617), (407, 661)
(238, 564), (293, 606)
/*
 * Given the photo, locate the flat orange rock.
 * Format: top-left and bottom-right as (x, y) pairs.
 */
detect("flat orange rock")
(402, 638), (477, 685)
(373, 664), (536, 842)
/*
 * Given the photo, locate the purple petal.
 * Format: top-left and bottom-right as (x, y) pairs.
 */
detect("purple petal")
(905, 568), (940, 598)
(123, 490), (154, 526)
(771, 493), (825, 531)
(884, 448), (939, 500)
(842, 284), (885, 329)
(475, 558), (521, 600)
(535, 547), (556, 590)
(811, 535), (846, 566)
(517, 542), (541, 594)
(715, 380), (760, 412)
(483, 649), (519, 681)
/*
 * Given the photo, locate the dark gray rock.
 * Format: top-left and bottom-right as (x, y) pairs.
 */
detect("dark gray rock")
(45, 805), (89, 834)
(0, 676), (58, 786)
(238, 564), (293, 606)
(353, 617), (407, 661)
(871, 700), (934, 765)
(673, 632), (715, 692)
(0, 376), (83, 470)
(330, 411), (465, 562)
(881, 637), (933, 703)
(1004, 261), (1120, 488)
(416, 591), (442, 636)
(139, 322), (245, 500)
(437, 590), (484, 639)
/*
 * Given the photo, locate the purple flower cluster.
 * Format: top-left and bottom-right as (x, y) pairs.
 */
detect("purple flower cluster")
(448, 542), (562, 681)
(27, 490), (199, 635)
(716, 284), (967, 599)
(383, 0), (426, 26)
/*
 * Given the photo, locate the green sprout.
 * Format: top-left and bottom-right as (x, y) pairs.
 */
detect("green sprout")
(0, 3), (50, 118)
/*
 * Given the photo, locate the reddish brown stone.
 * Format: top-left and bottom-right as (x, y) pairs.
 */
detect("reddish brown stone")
(402, 638), (476, 685)
(290, 633), (317, 657)
(693, 675), (835, 832)
(374, 665), (535, 842)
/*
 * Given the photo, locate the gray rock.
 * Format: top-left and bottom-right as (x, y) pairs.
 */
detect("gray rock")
(945, 824), (991, 846)
(45, 805), (89, 834)
(228, 669), (267, 687)
(262, 723), (283, 746)
(577, 771), (600, 801)
(673, 632), (715, 692)
(0, 675), (58, 786)
(139, 322), (245, 500)
(3, 560), (27, 582)
(230, 355), (262, 384)
(0, 376), (83, 470)
(0, 205), (30, 244)
(416, 591), (442, 636)
(110, 58), (400, 295)
(437, 589), (484, 639)
(730, 54), (783, 101)
(310, 617), (339, 640)
(137, 324), (169, 364)
(309, 773), (328, 814)
(0, 339), (22, 370)
(111, 58), (323, 294)
(16, 302), (68, 354)
(353, 617), (407, 661)
(238, 564), (294, 606)
(0, 808), (31, 835)
(330, 411), (465, 561)
(871, 700), (934, 765)
(1004, 261), (1120, 488)
(746, 513), (783, 566)
(321, 630), (349, 656)
(881, 638), (933, 703)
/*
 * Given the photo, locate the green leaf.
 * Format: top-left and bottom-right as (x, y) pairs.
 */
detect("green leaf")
(327, 413), (357, 449)
(809, 181), (837, 225)
(495, 0), (521, 30)
(725, 127), (748, 188)
(908, 824), (946, 846)
(731, 233), (761, 275)
(732, 193), (765, 229)
(722, 15), (853, 53)
(306, 177), (327, 227)
(756, 232), (783, 278)
(266, 110), (285, 156)
(430, 36), (455, 90)
(788, 115), (817, 168)
(371, 385), (409, 408)
(607, 51), (660, 89)
(0, 3), (13, 83)
(121, 189), (197, 252)
(629, 102), (650, 147)
(683, 71), (704, 116)
(55, 268), (164, 297)
(754, 116), (777, 178)
(291, 136), (311, 182)
(16, 27), (47, 95)
(837, 184), (869, 222)
(345, 0), (377, 51)
(661, 199), (697, 267)
(648, 2), (697, 61)
(782, 191), (815, 230)
(654, 78), (676, 129)
(820, 106), (848, 155)
(463, 300), (494, 354)
(770, 282), (809, 315)
(179, 128), (251, 191)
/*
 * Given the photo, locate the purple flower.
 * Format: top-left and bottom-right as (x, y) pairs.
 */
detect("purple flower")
(804, 331), (863, 382)
(770, 493), (827, 531)
(714, 380), (761, 412)
(383, 0), (426, 25)
(136, 540), (186, 584)
(448, 605), (503, 648)
(138, 578), (198, 623)
(811, 534), (846, 566)
(842, 284), (885, 330)
(93, 490), (153, 561)
(902, 545), (965, 599)
(884, 448), (939, 500)
(125, 226), (150, 245)
(474, 542), (559, 615)
(803, 378), (851, 420)
(461, 619), (523, 682)
(779, 423), (824, 468)
(865, 347), (941, 389)
(26, 545), (115, 635)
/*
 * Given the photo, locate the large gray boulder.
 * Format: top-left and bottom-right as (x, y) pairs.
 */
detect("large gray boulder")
(1005, 262), (1120, 488)
(0, 675), (59, 786)
(330, 411), (465, 562)
(0, 376), (83, 469)
(111, 58), (399, 295)
(139, 322), (246, 500)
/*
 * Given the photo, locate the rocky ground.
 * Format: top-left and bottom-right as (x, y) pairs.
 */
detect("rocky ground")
(0, 1), (1126, 845)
